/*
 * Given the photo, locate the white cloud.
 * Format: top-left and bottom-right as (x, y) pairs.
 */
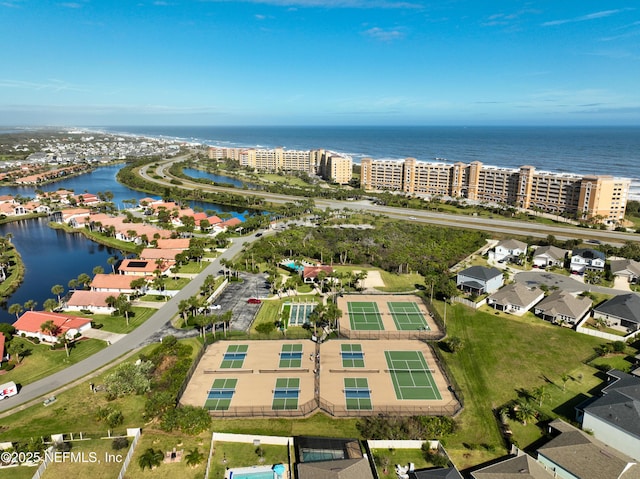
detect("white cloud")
(0, 78), (87, 93)
(362, 26), (405, 41)
(542, 9), (629, 27)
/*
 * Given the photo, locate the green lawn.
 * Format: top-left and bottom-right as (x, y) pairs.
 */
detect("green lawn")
(39, 439), (123, 479)
(371, 448), (432, 479)
(66, 307), (155, 334)
(126, 431), (210, 479)
(176, 262), (209, 274)
(0, 337), (106, 386)
(206, 441), (288, 479)
(378, 271), (425, 292)
(0, 337), (203, 443)
(433, 301), (607, 470)
(0, 464), (37, 479)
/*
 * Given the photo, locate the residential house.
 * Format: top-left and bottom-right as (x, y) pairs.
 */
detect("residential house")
(592, 293), (640, 333)
(537, 419), (640, 479)
(0, 333), (6, 365)
(410, 467), (462, 479)
(493, 239), (528, 263)
(456, 266), (504, 295)
(471, 452), (554, 479)
(578, 370), (640, 461)
(64, 290), (118, 314)
(570, 248), (606, 274)
(532, 245), (569, 269)
(139, 248), (183, 262)
(118, 258), (172, 276)
(302, 265), (334, 284)
(534, 291), (592, 326)
(294, 436), (375, 479)
(610, 259), (640, 284)
(155, 238), (190, 250)
(59, 208), (91, 227)
(90, 274), (141, 294)
(12, 311), (92, 343)
(487, 283), (544, 315)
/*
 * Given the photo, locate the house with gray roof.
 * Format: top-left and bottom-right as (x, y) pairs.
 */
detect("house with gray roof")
(487, 283), (544, 316)
(532, 245), (569, 269)
(537, 419), (640, 479)
(570, 248), (606, 274)
(578, 370), (640, 461)
(456, 266), (504, 295)
(610, 259), (640, 284)
(534, 291), (592, 326)
(471, 452), (554, 479)
(493, 239), (528, 263)
(592, 293), (640, 333)
(411, 467), (463, 479)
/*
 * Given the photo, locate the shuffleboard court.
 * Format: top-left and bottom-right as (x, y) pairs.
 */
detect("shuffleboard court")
(288, 303), (316, 326)
(205, 378), (237, 410)
(388, 301), (430, 331)
(348, 301), (384, 331)
(384, 350), (442, 400)
(272, 377), (300, 410)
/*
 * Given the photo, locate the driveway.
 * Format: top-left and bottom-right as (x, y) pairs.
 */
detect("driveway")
(514, 270), (634, 296)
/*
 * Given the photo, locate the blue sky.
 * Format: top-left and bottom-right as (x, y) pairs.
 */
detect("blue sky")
(1, 0), (639, 126)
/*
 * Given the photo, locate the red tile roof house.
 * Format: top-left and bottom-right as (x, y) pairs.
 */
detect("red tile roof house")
(118, 258), (173, 276)
(155, 238), (191, 250)
(64, 290), (117, 314)
(302, 265), (334, 284)
(0, 333), (6, 365)
(90, 273), (142, 294)
(13, 311), (92, 343)
(139, 248), (183, 262)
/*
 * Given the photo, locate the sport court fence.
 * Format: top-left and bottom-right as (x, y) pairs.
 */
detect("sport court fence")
(337, 329), (442, 341)
(207, 398), (318, 418)
(317, 398), (462, 417)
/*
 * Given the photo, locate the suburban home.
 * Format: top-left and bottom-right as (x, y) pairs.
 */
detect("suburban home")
(139, 248), (183, 262)
(456, 266), (504, 295)
(592, 293), (640, 333)
(0, 333), (6, 365)
(534, 291), (592, 326)
(537, 419), (640, 479)
(155, 238), (190, 250)
(12, 311), (92, 343)
(294, 436), (375, 479)
(118, 258), (172, 276)
(487, 283), (544, 315)
(471, 451), (553, 479)
(492, 239), (528, 263)
(610, 258), (640, 284)
(302, 265), (334, 284)
(577, 370), (640, 461)
(570, 248), (606, 274)
(532, 245), (570, 269)
(90, 273), (141, 294)
(410, 466), (462, 479)
(64, 290), (118, 314)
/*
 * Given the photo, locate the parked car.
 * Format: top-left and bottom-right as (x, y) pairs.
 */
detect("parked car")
(247, 298), (261, 304)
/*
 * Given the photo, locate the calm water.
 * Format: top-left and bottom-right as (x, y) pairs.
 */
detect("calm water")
(101, 125), (640, 199)
(0, 218), (122, 324)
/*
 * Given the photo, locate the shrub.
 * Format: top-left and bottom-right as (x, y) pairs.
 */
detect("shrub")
(112, 437), (129, 451)
(255, 321), (276, 334)
(612, 341), (626, 353)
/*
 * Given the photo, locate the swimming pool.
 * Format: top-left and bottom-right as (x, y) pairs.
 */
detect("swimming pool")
(228, 465), (276, 479)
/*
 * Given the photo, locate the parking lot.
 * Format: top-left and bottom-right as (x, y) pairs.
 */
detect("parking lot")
(214, 272), (271, 331)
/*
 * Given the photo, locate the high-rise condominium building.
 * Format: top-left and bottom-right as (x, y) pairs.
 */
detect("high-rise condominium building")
(208, 147), (352, 185)
(361, 158), (629, 224)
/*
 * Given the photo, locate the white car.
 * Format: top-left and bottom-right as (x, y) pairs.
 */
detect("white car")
(210, 304), (221, 310)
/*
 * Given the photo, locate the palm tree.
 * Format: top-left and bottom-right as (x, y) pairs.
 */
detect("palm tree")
(184, 447), (204, 468)
(107, 256), (118, 274)
(138, 448), (164, 471)
(532, 385), (550, 407)
(92, 265), (104, 275)
(51, 284), (65, 306)
(23, 299), (37, 311)
(43, 298), (58, 312)
(8, 303), (23, 320)
(40, 320), (61, 343)
(513, 399), (537, 425)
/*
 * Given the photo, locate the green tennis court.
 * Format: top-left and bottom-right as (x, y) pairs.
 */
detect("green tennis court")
(344, 377), (372, 410)
(388, 302), (430, 331)
(385, 350), (441, 400)
(341, 343), (365, 367)
(279, 343), (303, 367)
(205, 378), (237, 410)
(220, 344), (248, 368)
(272, 377), (300, 410)
(348, 301), (384, 330)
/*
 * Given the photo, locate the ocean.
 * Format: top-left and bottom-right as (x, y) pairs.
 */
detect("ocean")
(98, 125), (639, 201)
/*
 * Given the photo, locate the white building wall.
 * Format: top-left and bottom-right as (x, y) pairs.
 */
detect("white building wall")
(582, 412), (640, 461)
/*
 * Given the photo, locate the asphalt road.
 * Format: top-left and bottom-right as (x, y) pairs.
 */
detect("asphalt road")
(140, 156), (640, 246)
(0, 233), (259, 414)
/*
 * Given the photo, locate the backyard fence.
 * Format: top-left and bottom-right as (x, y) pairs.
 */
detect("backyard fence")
(317, 398), (461, 418)
(116, 428), (141, 479)
(208, 398), (318, 418)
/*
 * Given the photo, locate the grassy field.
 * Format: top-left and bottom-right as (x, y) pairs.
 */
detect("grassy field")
(371, 448), (431, 479)
(0, 337), (106, 386)
(207, 441), (288, 479)
(39, 439), (124, 479)
(378, 271), (425, 292)
(433, 301), (610, 469)
(65, 306), (155, 334)
(0, 337), (203, 443)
